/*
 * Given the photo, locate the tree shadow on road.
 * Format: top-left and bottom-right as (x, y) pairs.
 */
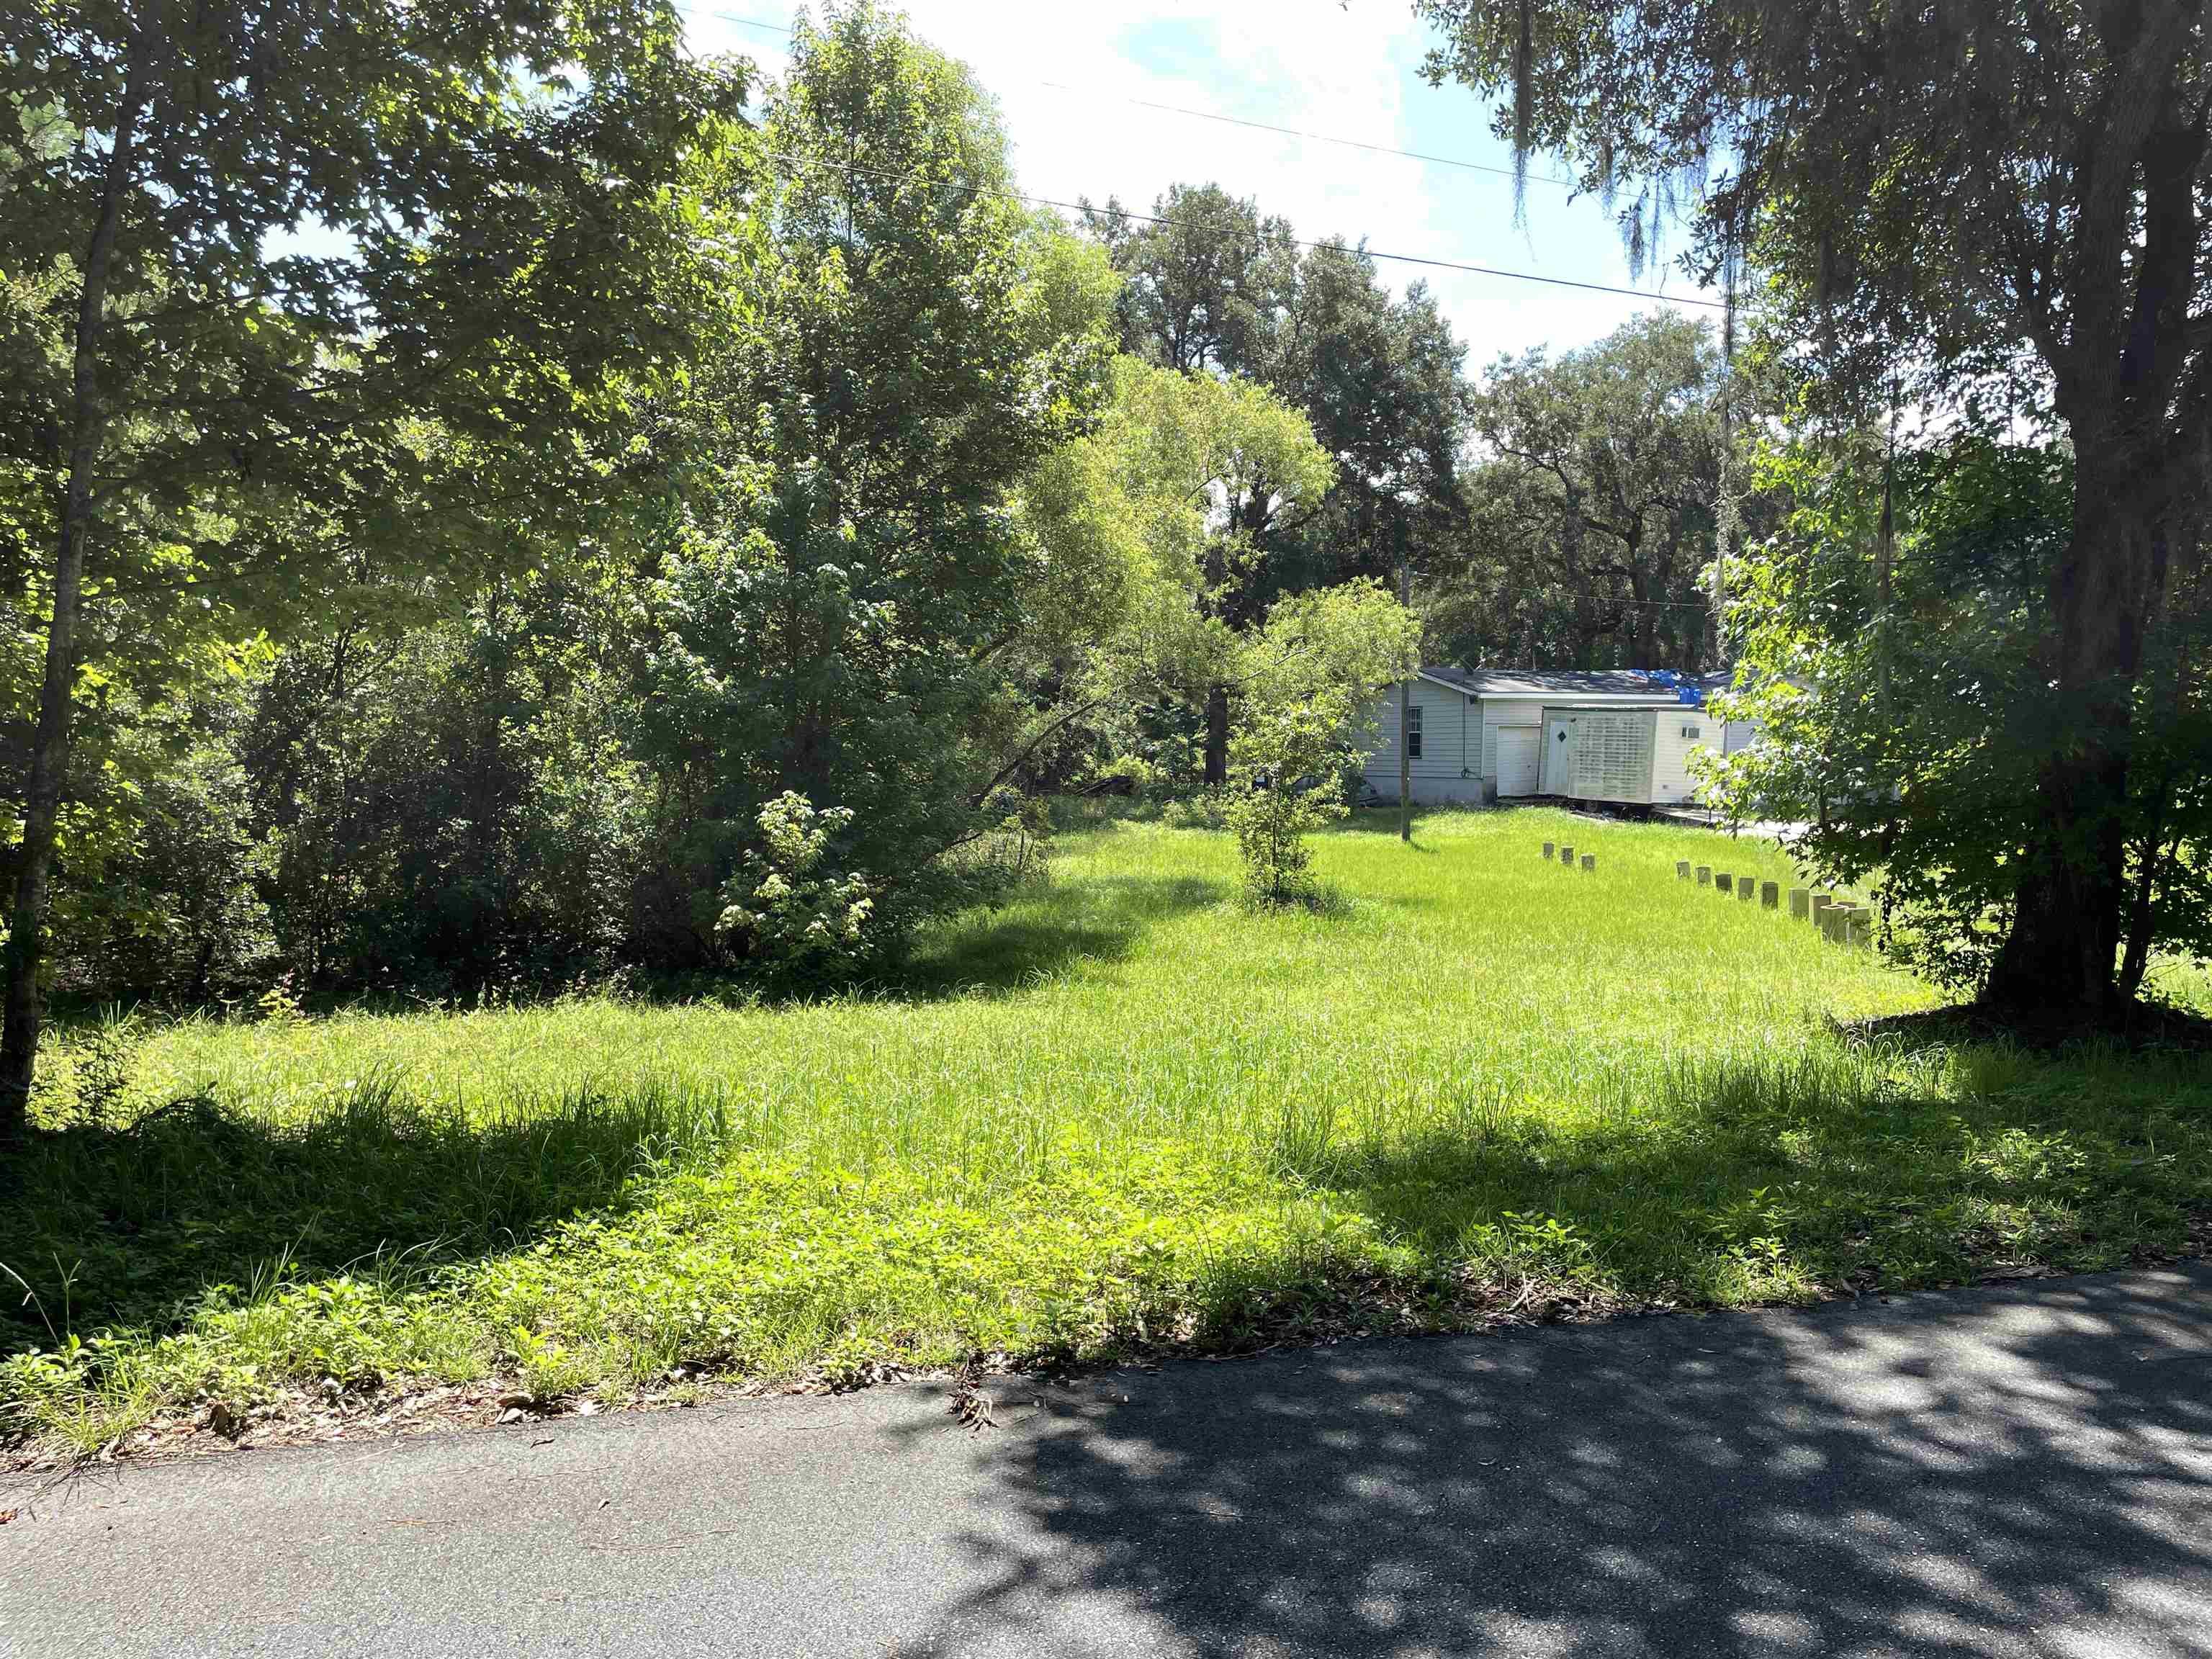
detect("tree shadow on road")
(928, 1268), (2212, 1655)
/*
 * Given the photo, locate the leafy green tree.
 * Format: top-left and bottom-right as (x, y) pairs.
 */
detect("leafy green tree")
(1707, 439), (2068, 989)
(1419, 0), (2212, 1017)
(1251, 243), (1470, 602)
(1112, 359), (1338, 786)
(1084, 184), (1299, 376)
(630, 2), (1115, 968)
(1225, 580), (1419, 904)
(981, 355), (1335, 799)
(0, 0), (745, 1125)
(1460, 313), (1725, 670)
(1088, 189), (1469, 721)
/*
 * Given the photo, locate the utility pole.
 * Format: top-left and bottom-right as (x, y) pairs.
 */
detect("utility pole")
(1711, 273), (1739, 673)
(1398, 547), (1412, 842)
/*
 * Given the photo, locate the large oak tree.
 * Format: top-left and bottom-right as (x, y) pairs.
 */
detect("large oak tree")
(1421, 0), (2212, 1018)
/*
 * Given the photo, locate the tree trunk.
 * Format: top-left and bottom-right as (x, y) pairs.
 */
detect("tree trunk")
(1984, 471), (2158, 1021)
(2118, 824), (2167, 1003)
(1624, 533), (1652, 665)
(1, 62), (145, 1136)
(1203, 683), (1229, 788)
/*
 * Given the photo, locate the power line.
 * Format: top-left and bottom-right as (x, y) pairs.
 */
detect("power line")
(1055, 196), (1727, 309)
(679, 5), (1724, 310)
(677, 4), (1576, 189)
(738, 138), (1727, 312)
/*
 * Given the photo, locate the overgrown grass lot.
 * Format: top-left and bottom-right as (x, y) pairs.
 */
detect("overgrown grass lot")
(9, 806), (2212, 1457)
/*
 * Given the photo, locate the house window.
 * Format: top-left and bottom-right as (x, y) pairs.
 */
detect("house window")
(1406, 705), (1424, 760)
(1681, 724), (1701, 740)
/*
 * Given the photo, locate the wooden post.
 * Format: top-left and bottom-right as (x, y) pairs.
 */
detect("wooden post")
(1676, 860), (1691, 881)
(1398, 670), (1411, 845)
(1761, 881), (1780, 909)
(1789, 888), (1809, 920)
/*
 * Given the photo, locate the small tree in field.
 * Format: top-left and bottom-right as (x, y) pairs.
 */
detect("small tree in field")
(1224, 696), (1357, 904)
(1226, 582), (1419, 905)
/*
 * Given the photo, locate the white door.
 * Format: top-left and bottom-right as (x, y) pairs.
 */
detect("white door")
(1497, 726), (1540, 797)
(1541, 714), (1574, 795)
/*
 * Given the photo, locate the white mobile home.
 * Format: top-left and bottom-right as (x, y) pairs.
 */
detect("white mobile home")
(1362, 667), (1756, 807)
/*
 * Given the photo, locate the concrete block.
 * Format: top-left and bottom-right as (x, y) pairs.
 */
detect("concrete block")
(1715, 873), (1733, 895)
(1560, 844), (1575, 866)
(1543, 842), (1555, 860)
(1847, 917), (1872, 949)
(1762, 881), (1781, 909)
(1737, 876), (1756, 902)
(1581, 854), (1596, 872)
(1676, 860), (1692, 881)
(1696, 866), (1712, 887)
(1789, 887), (1809, 920)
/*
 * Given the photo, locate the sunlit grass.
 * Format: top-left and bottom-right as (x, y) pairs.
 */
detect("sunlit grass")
(7, 806), (2210, 1458)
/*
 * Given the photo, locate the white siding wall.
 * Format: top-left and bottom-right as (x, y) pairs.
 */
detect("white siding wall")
(1650, 706), (1717, 805)
(1362, 679), (1482, 801)
(1480, 697), (1547, 794)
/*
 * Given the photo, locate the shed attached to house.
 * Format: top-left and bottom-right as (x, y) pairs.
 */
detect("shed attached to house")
(1362, 666), (1753, 807)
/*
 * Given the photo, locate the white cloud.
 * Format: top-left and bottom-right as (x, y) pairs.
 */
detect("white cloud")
(676, 1), (1725, 373)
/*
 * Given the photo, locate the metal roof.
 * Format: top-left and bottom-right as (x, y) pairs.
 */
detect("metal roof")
(1416, 665), (1708, 702)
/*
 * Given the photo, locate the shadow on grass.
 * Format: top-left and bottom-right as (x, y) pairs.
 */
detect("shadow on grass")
(896, 873), (1224, 999)
(4, 876), (1231, 1358)
(927, 1265), (2212, 1656)
(0, 1084), (708, 1357)
(1841, 999), (2212, 1054)
(35, 873), (1231, 1050)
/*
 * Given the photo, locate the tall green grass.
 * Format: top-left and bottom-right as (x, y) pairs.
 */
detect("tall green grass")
(7, 806), (2211, 1457)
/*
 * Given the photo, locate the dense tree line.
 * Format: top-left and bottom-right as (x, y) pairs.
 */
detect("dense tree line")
(1, 2), (1428, 1124)
(13, 0), (2206, 1132)
(1432, 312), (1732, 673)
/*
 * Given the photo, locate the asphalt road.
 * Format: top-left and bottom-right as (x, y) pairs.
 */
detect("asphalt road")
(7, 1264), (2212, 1658)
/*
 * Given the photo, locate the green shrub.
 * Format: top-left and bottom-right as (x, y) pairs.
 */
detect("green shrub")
(716, 793), (877, 978)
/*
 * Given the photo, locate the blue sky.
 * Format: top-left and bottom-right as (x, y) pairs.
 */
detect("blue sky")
(675, 0), (1727, 377)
